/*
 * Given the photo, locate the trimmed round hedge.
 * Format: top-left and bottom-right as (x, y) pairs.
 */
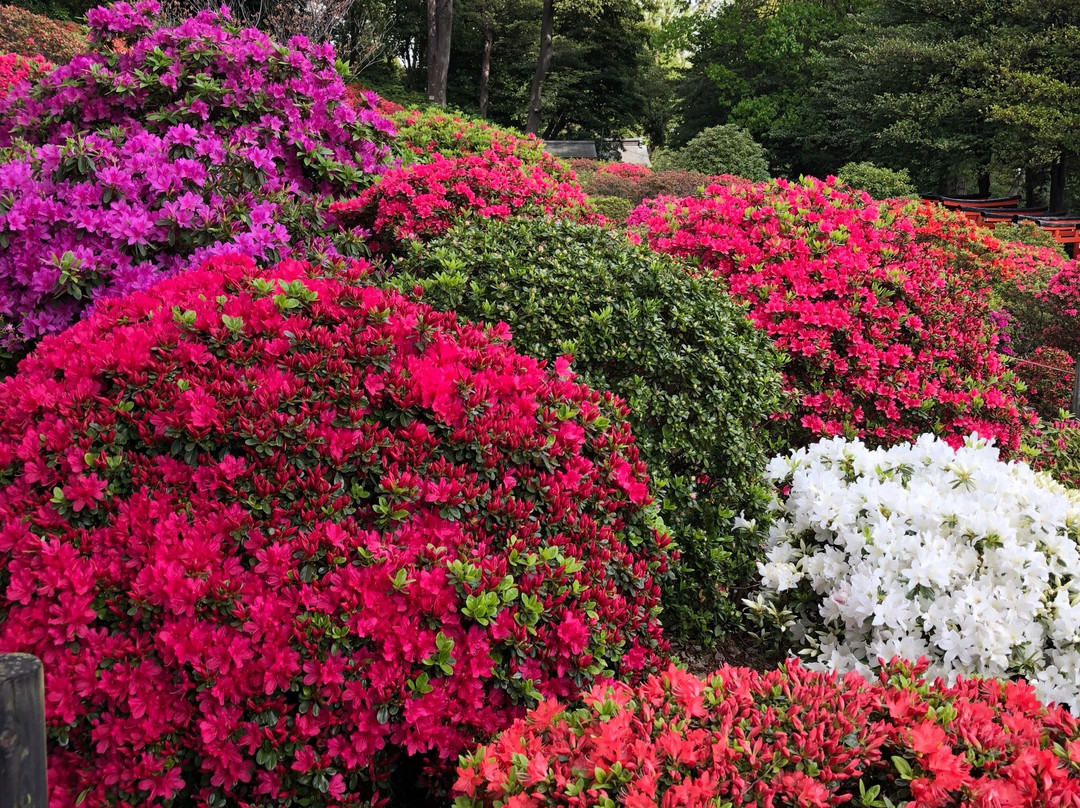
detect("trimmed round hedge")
(0, 253), (670, 807)
(392, 217), (784, 642)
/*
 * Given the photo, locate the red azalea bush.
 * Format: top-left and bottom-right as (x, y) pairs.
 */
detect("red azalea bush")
(0, 51), (50, 94)
(594, 162), (653, 179)
(456, 658), (1080, 808)
(585, 168), (713, 206)
(330, 152), (602, 252)
(345, 84), (404, 117)
(0, 253), (670, 807)
(630, 177), (1031, 450)
(0, 5), (87, 62)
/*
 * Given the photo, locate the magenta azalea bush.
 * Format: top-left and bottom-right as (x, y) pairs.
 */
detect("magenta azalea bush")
(0, 1), (395, 360)
(0, 252), (670, 806)
(630, 178), (1031, 451)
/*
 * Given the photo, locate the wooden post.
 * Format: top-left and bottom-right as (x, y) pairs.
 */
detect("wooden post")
(1072, 356), (1080, 419)
(0, 654), (47, 808)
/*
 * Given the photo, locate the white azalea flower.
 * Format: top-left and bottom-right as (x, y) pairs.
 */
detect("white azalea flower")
(754, 433), (1080, 711)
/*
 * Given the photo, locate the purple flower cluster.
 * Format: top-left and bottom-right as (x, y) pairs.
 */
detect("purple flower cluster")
(0, 1), (395, 358)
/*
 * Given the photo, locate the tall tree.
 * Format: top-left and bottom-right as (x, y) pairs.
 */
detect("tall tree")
(823, 0), (1080, 199)
(524, 0), (556, 133)
(674, 0), (863, 177)
(426, 0), (453, 105)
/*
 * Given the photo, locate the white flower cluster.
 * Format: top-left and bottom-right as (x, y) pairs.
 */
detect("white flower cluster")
(755, 433), (1080, 712)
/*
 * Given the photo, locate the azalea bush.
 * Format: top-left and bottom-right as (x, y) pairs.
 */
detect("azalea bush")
(631, 177), (1031, 450)
(393, 217), (784, 641)
(0, 4), (87, 62)
(389, 108), (558, 173)
(330, 152), (600, 253)
(0, 52), (50, 94)
(584, 167), (713, 206)
(456, 659), (1080, 808)
(1023, 418), (1080, 489)
(1012, 346), (1075, 420)
(0, 0), (395, 361)
(0, 252), (670, 807)
(593, 162), (653, 179)
(751, 433), (1080, 711)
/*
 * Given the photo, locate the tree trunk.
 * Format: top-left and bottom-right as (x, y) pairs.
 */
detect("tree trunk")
(426, 0), (452, 106)
(479, 20), (492, 118)
(1049, 154), (1069, 213)
(525, 0), (555, 135)
(977, 171), (991, 197)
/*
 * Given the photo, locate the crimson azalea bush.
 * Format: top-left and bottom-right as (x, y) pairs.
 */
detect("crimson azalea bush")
(455, 659), (1080, 808)
(0, 1), (395, 362)
(0, 4), (87, 62)
(329, 152), (601, 253)
(630, 177), (1031, 450)
(593, 162), (653, 179)
(0, 252), (670, 807)
(0, 52), (50, 94)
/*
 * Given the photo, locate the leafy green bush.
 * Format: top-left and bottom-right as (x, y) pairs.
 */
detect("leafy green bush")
(994, 221), (1068, 257)
(651, 124), (770, 181)
(392, 217), (785, 642)
(836, 160), (916, 199)
(589, 194), (634, 222)
(1022, 417), (1080, 489)
(390, 107), (560, 173)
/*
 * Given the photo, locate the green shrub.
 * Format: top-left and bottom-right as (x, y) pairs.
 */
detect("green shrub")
(390, 107), (559, 173)
(994, 221), (1069, 257)
(651, 124), (770, 181)
(588, 194), (634, 222)
(1022, 417), (1080, 489)
(392, 217), (785, 642)
(836, 160), (916, 199)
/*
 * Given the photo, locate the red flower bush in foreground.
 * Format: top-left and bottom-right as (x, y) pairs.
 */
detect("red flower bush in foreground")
(630, 177), (1030, 449)
(0, 51), (50, 94)
(456, 659), (1080, 808)
(330, 151), (601, 252)
(0, 253), (669, 806)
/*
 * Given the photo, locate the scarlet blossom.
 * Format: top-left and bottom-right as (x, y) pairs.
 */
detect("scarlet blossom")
(456, 659), (1080, 808)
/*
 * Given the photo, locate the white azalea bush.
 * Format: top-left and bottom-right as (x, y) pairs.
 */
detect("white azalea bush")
(748, 433), (1080, 711)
